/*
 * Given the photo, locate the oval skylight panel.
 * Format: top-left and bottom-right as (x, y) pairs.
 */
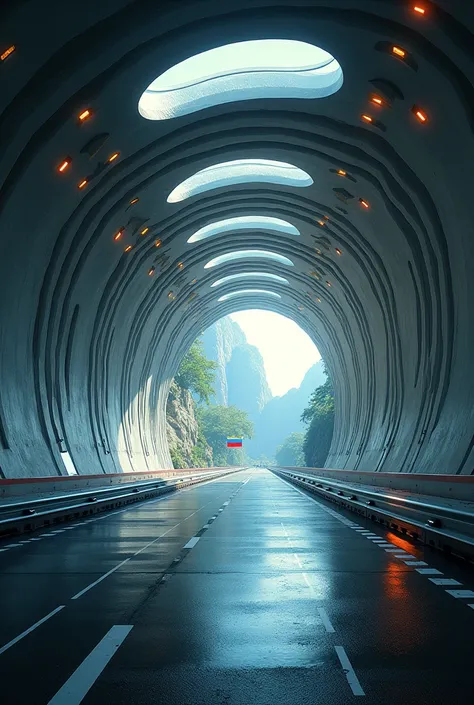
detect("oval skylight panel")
(211, 272), (289, 287)
(204, 250), (294, 269)
(139, 39), (343, 120)
(168, 159), (312, 203)
(188, 216), (300, 243)
(218, 290), (282, 302)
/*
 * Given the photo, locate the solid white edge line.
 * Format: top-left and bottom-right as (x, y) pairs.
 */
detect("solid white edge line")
(47, 625), (133, 705)
(0, 605), (65, 656)
(334, 645), (365, 696)
(317, 607), (335, 633)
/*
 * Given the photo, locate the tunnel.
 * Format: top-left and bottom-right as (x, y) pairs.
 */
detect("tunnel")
(2, 0), (473, 480)
(1, 2), (474, 704)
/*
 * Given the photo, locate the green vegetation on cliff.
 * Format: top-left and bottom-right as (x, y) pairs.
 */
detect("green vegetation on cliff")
(198, 405), (253, 466)
(275, 432), (305, 466)
(168, 337), (253, 468)
(175, 340), (217, 404)
(301, 374), (335, 468)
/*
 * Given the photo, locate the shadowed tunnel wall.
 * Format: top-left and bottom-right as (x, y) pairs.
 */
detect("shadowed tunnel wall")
(0, 0), (473, 479)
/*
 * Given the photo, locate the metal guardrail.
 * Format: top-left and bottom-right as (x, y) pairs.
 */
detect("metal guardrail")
(0, 468), (240, 538)
(273, 467), (474, 562)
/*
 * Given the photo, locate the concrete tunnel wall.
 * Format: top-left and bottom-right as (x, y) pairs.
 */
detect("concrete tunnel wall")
(1, 0), (474, 479)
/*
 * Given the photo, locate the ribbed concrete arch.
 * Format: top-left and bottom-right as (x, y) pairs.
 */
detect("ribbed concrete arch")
(0, 0), (473, 479)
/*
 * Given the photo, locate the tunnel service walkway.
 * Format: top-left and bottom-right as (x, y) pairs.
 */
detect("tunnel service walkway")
(0, 469), (473, 705)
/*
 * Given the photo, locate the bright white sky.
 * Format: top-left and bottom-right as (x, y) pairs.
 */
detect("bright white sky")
(230, 310), (320, 396)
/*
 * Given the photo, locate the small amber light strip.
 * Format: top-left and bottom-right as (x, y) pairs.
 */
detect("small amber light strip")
(124, 245), (133, 253)
(413, 106), (428, 123)
(326, 281), (332, 287)
(58, 158), (72, 173)
(1, 45), (15, 61)
(155, 239), (162, 248)
(114, 228), (125, 241)
(177, 262), (184, 270)
(78, 108), (92, 123)
(361, 114), (373, 123)
(337, 169), (346, 176)
(335, 248), (342, 256)
(107, 152), (120, 163)
(78, 179), (88, 190)
(392, 46), (406, 58)
(140, 227), (149, 236)
(129, 197), (139, 205)
(370, 95), (384, 107)
(148, 267), (155, 276)
(413, 5), (426, 15)
(359, 198), (370, 209)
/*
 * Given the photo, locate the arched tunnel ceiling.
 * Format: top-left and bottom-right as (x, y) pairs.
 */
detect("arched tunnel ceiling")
(1, 0), (474, 479)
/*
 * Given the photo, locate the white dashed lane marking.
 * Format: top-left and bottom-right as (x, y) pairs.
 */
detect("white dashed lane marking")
(47, 625), (133, 705)
(446, 590), (474, 599)
(429, 578), (462, 586)
(317, 607), (335, 634)
(334, 646), (365, 697)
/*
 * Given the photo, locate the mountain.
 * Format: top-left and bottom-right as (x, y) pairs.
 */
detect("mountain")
(202, 317), (246, 405)
(201, 316), (326, 462)
(226, 344), (272, 417)
(246, 361), (327, 459)
(202, 318), (271, 416)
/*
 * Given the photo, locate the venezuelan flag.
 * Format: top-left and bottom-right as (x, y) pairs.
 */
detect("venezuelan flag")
(227, 437), (243, 448)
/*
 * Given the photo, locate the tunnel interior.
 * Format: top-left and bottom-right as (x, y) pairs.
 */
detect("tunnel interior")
(1, 0), (473, 479)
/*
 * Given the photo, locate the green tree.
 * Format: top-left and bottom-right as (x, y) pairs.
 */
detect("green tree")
(175, 339), (217, 404)
(199, 405), (253, 466)
(275, 432), (305, 466)
(301, 375), (335, 467)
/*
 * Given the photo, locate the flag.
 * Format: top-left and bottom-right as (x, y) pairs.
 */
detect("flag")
(227, 437), (243, 448)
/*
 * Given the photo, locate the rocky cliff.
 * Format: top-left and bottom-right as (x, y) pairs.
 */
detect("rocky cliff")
(202, 317), (271, 415)
(247, 361), (327, 459)
(166, 381), (212, 467)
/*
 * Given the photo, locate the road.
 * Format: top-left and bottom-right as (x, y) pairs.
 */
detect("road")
(0, 468), (473, 704)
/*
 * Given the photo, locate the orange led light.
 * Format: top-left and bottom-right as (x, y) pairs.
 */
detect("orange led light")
(1, 45), (15, 61)
(362, 114), (373, 123)
(148, 267), (155, 276)
(113, 227), (125, 241)
(78, 108), (92, 122)
(316, 297), (321, 303)
(57, 157), (72, 173)
(413, 5), (426, 14)
(177, 262), (184, 270)
(335, 248), (342, 256)
(168, 291), (176, 300)
(318, 220), (325, 227)
(415, 109), (428, 123)
(155, 239), (162, 248)
(371, 95), (384, 106)
(129, 197), (139, 205)
(337, 169), (346, 176)
(140, 227), (149, 236)
(124, 245), (133, 253)
(107, 152), (120, 163)
(359, 198), (370, 209)
(392, 46), (406, 58)
(326, 281), (332, 287)
(77, 179), (88, 190)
